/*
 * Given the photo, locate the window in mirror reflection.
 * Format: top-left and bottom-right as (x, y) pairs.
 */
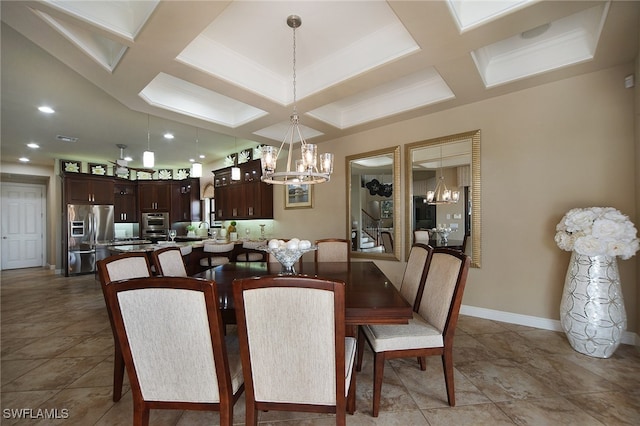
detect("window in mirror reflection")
(347, 146), (401, 261)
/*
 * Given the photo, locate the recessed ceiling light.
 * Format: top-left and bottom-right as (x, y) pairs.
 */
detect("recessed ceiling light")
(38, 106), (55, 114)
(124, 156), (133, 161)
(189, 158), (195, 163)
(164, 133), (174, 139)
(199, 154), (205, 159)
(19, 157), (30, 162)
(27, 143), (40, 149)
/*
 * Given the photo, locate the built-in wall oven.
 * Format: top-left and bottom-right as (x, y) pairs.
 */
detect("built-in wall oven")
(142, 212), (169, 241)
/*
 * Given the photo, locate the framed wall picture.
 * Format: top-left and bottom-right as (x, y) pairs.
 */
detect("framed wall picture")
(60, 159), (81, 173)
(88, 162), (108, 176)
(285, 183), (312, 209)
(238, 148), (253, 164)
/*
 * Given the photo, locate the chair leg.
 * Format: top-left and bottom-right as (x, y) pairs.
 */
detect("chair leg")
(347, 364), (356, 415)
(442, 348), (456, 407)
(418, 356), (426, 370)
(113, 343), (125, 402)
(219, 401), (233, 426)
(245, 400), (258, 426)
(356, 326), (365, 372)
(372, 352), (385, 417)
(133, 405), (149, 426)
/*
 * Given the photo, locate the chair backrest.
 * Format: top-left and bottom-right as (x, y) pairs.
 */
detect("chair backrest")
(97, 253), (152, 285)
(315, 238), (351, 263)
(416, 248), (470, 339)
(399, 243), (433, 311)
(413, 230), (431, 243)
(381, 231), (393, 252)
(104, 276), (242, 404)
(203, 242), (235, 254)
(151, 246), (187, 277)
(233, 275), (347, 406)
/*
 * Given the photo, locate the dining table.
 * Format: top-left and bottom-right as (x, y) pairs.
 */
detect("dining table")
(192, 261), (413, 330)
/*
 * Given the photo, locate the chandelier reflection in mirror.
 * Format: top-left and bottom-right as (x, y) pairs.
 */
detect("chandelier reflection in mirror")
(260, 15), (334, 185)
(427, 146), (460, 204)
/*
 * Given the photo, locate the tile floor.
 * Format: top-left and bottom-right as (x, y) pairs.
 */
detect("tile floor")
(1, 268), (639, 425)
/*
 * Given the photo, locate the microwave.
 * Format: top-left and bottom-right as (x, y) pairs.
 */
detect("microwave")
(142, 212), (169, 230)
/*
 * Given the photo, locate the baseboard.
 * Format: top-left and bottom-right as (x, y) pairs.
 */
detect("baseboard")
(460, 304), (638, 347)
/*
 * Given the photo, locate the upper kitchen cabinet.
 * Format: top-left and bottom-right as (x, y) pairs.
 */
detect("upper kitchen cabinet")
(113, 180), (137, 223)
(170, 178), (201, 223)
(64, 174), (114, 204)
(213, 160), (273, 220)
(138, 181), (171, 212)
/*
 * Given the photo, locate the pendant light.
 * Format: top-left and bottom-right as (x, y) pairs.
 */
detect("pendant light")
(143, 114), (155, 168)
(260, 15), (333, 185)
(231, 138), (241, 181)
(191, 128), (202, 178)
(426, 146), (460, 204)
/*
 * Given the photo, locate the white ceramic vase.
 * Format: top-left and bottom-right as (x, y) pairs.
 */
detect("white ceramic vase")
(560, 252), (626, 358)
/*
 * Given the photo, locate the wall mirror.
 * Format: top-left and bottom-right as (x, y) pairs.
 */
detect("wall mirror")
(347, 146), (401, 261)
(405, 130), (481, 267)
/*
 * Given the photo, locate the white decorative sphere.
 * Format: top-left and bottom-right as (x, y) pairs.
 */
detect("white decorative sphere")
(268, 239), (280, 249)
(298, 240), (311, 249)
(286, 240), (299, 250)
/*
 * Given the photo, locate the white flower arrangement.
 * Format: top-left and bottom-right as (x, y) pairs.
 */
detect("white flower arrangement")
(555, 207), (639, 259)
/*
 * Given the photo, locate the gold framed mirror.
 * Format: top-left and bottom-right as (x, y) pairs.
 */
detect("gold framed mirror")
(346, 146), (401, 261)
(405, 130), (481, 267)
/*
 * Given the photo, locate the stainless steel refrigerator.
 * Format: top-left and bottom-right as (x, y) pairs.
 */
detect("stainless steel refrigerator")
(67, 204), (114, 275)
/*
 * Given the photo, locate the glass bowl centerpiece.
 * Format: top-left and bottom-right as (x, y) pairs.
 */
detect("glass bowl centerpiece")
(258, 238), (316, 275)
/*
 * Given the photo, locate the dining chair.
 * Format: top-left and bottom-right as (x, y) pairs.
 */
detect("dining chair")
(235, 240), (266, 262)
(413, 229), (431, 244)
(103, 276), (244, 426)
(233, 275), (356, 426)
(315, 238), (351, 263)
(96, 253), (152, 402)
(200, 242), (235, 268)
(151, 246), (187, 277)
(356, 243), (433, 371)
(380, 231), (393, 253)
(357, 248), (470, 416)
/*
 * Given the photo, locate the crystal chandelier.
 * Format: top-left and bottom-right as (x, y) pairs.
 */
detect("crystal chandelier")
(260, 15), (333, 185)
(427, 146), (459, 204)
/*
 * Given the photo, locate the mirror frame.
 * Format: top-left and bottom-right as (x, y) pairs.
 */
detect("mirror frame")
(346, 146), (401, 261)
(405, 130), (481, 267)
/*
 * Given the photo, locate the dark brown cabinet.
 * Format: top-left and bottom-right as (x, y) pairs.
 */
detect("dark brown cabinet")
(64, 174), (114, 204)
(170, 178), (201, 222)
(214, 160), (273, 220)
(114, 181), (137, 223)
(138, 181), (171, 212)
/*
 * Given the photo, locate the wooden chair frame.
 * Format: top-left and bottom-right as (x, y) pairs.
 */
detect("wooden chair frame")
(104, 276), (244, 425)
(96, 252), (152, 402)
(151, 246), (187, 277)
(358, 248), (470, 416)
(233, 275), (356, 426)
(314, 238), (351, 263)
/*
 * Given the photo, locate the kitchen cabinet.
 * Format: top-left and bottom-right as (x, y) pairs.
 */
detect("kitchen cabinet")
(214, 160), (273, 220)
(171, 178), (201, 222)
(64, 174), (114, 204)
(114, 181), (137, 223)
(138, 181), (171, 212)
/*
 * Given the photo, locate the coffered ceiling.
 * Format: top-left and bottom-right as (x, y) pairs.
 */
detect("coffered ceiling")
(1, 1), (638, 170)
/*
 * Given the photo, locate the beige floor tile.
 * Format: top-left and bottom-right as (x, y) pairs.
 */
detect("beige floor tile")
(3, 356), (105, 392)
(1, 358), (48, 387)
(565, 390), (640, 425)
(496, 396), (604, 425)
(0, 390), (61, 426)
(56, 335), (113, 358)
(457, 316), (511, 335)
(422, 403), (516, 425)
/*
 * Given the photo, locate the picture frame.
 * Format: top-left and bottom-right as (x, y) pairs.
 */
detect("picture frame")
(158, 169), (172, 180)
(175, 168), (190, 180)
(60, 159), (81, 173)
(285, 183), (312, 209)
(88, 162), (108, 176)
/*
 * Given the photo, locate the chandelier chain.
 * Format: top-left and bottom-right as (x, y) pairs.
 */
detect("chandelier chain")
(292, 22), (297, 114)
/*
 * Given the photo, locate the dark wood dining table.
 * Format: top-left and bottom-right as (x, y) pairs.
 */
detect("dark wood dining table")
(192, 261), (412, 328)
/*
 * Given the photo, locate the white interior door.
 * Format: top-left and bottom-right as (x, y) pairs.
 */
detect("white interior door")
(1, 183), (45, 270)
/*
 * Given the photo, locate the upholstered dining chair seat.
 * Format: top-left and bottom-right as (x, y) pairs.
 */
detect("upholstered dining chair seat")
(361, 312), (442, 352)
(200, 242), (235, 267)
(236, 240), (266, 262)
